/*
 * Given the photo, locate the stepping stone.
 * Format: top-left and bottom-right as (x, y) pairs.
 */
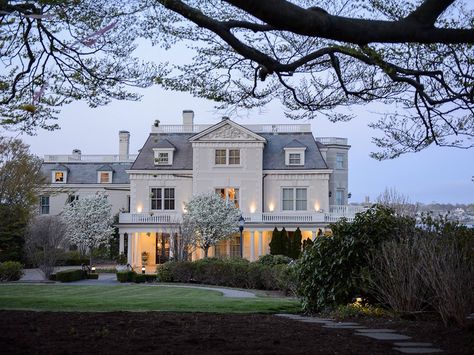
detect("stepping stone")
(358, 328), (397, 333)
(323, 325), (367, 329)
(357, 332), (412, 341)
(299, 318), (333, 324)
(274, 314), (307, 320)
(393, 343), (434, 347)
(393, 347), (443, 353)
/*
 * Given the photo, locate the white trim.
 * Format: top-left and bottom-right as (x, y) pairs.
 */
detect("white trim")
(97, 171), (112, 184)
(51, 170), (67, 184)
(189, 119), (267, 142)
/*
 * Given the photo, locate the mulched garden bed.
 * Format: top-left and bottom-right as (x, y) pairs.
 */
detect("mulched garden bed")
(0, 310), (472, 354)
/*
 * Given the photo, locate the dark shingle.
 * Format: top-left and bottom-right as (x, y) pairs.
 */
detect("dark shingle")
(41, 162), (131, 184)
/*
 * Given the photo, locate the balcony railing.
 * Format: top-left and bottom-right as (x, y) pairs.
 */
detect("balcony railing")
(44, 154), (138, 163)
(119, 206), (366, 225)
(151, 123), (312, 134)
(315, 137), (348, 145)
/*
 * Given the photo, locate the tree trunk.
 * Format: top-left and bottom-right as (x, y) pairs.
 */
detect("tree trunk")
(89, 248), (93, 267)
(204, 246), (209, 258)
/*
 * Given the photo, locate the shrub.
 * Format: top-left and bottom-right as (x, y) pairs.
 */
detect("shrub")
(289, 228), (302, 259)
(144, 274), (157, 282)
(55, 269), (86, 282)
(369, 218), (474, 327)
(134, 274), (146, 283)
(156, 263), (174, 282)
(0, 261), (24, 281)
(116, 270), (136, 282)
(296, 205), (413, 313)
(257, 254), (292, 266)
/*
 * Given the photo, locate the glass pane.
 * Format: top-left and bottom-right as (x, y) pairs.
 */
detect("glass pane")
(289, 153), (300, 164)
(215, 150), (226, 164)
(229, 149), (240, 164)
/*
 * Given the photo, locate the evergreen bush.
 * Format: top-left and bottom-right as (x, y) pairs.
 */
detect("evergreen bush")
(55, 269), (86, 282)
(296, 205), (413, 313)
(0, 261), (24, 281)
(116, 270), (135, 283)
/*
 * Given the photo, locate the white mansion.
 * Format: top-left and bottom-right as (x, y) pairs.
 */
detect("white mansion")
(40, 111), (363, 271)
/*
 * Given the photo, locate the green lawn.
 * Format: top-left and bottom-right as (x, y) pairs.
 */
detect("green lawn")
(0, 284), (300, 313)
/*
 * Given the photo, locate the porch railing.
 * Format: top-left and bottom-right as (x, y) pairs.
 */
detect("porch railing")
(119, 206), (367, 225)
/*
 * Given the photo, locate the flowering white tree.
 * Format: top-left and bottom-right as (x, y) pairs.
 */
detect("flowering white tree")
(184, 192), (240, 258)
(61, 195), (114, 266)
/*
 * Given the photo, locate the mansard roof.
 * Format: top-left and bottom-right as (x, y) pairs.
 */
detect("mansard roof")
(261, 133), (327, 170)
(131, 133), (194, 170)
(41, 162), (131, 184)
(283, 139), (307, 149)
(50, 163), (69, 172)
(154, 138), (176, 149)
(96, 164), (114, 172)
(131, 131), (328, 171)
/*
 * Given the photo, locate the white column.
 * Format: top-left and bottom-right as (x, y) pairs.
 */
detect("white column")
(312, 230), (317, 241)
(257, 231), (263, 257)
(169, 228), (175, 259)
(135, 233), (141, 268)
(250, 230), (255, 261)
(127, 233), (132, 265)
(119, 233), (125, 254)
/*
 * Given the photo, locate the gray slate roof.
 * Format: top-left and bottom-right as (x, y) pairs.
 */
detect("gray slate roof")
(131, 132), (328, 171)
(131, 134), (194, 170)
(155, 139), (176, 149)
(283, 139), (307, 149)
(261, 133), (327, 170)
(41, 162), (131, 184)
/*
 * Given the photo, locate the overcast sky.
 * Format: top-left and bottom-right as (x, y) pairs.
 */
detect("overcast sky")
(2, 41), (473, 205)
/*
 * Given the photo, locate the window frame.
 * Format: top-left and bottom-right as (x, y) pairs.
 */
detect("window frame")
(335, 189), (345, 205)
(281, 187), (308, 211)
(215, 187), (240, 208)
(288, 153), (301, 165)
(150, 187), (175, 211)
(214, 149), (241, 166)
(40, 195), (50, 214)
(336, 153), (345, 169)
(98, 171), (112, 184)
(52, 170), (66, 184)
(156, 152), (169, 165)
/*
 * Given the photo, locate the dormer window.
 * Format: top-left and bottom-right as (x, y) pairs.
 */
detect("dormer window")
(153, 139), (175, 166)
(156, 152), (169, 165)
(54, 171), (65, 182)
(283, 139), (307, 167)
(99, 171), (112, 183)
(97, 164), (114, 184)
(289, 153), (301, 165)
(51, 167), (68, 184)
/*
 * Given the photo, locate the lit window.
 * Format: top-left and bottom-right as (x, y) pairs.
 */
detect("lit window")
(54, 171), (64, 183)
(336, 154), (344, 169)
(215, 150), (226, 165)
(215, 187), (239, 207)
(99, 172), (111, 183)
(40, 196), (50, 214)
(229, 150), (240, 165)
(151, 188), (175, 210)
(289, 153), (301, 165)
(282, 188), (307, 211)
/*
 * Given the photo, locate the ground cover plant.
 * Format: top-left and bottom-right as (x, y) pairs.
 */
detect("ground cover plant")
(0, 285), (299, 313)
(0, 261), (23, 281)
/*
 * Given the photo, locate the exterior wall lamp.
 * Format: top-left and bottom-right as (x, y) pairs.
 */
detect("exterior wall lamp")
(238, 215), (245, 258)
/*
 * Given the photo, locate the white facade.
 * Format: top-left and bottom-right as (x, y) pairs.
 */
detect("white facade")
(40, 112), (361, 270)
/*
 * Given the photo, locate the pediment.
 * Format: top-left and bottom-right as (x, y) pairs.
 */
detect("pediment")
(189, 120), (266, 142)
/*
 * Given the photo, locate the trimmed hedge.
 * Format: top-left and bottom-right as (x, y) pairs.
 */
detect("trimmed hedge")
(0, 261), (24, 282)
(87, 273), (99, 279)
(55, 269), (87, 282)
(117, 271), (135, 283)
(156, 257), (296, 293)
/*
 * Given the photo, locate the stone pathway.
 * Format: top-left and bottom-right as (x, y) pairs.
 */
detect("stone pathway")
(275, 314), (444, 354)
